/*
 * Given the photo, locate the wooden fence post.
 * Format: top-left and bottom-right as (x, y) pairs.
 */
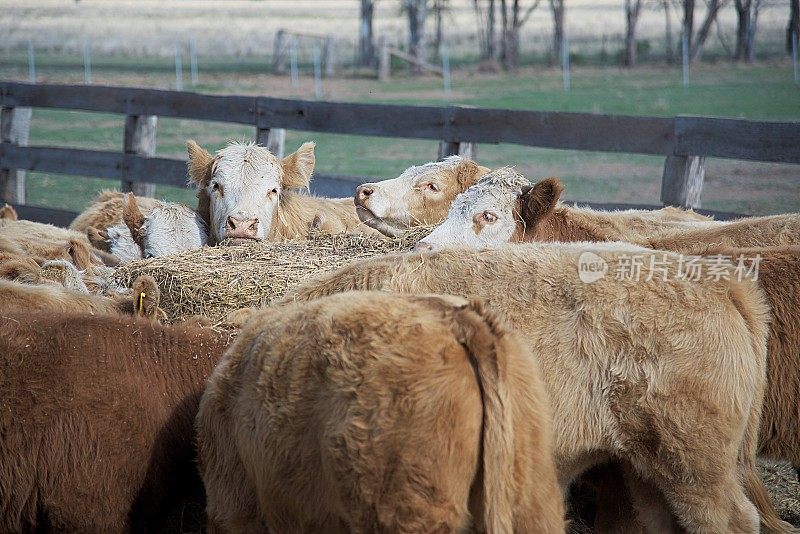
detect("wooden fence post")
(378, 37), (390, 81)
(121, 115), (157, 197)
(256, 127), (286, 159)
(0, 106), (32, 204)
(273, 30), (287, 74)
(438, 141), (477, 162)
(660, 155), (705, 209)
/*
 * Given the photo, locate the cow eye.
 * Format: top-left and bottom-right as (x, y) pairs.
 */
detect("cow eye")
(211, 182), (223, 196)
(427, 183), (440, 192)
(482, 211), (498, 223)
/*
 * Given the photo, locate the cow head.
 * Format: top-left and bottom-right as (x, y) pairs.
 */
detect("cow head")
(123, 194), (208, 259)
(353, 156), (490, 237)
(414, 171), (563, 251)
(187, 140), (315, 244)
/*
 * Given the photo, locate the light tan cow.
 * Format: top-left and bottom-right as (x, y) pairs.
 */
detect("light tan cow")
(413, 171), (713, 249)
(70, 190), (162, 235)
(0, 274), (162, 320)
(353, 156), (490, 237)
(0, 218), (117, 269)
(187, 140), (380, 243)
(122, 194), (208, 259)
(283, 244), (791, 533)
(197, 291), (565, 534)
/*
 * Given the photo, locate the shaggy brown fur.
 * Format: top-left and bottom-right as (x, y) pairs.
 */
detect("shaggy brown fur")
(69, 190), (161, 235)
(197, 291), (564, 533)
(0, 313), (229, 533)
(0, 275), (161, 320)
(283, 244), (791, 533)
(513, 179), (799, 250)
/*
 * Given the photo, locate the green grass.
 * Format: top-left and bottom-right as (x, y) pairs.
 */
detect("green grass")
(2, 57), (799, 216)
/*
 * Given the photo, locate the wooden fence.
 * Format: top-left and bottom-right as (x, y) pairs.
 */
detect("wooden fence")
(2, 81), (800, 225)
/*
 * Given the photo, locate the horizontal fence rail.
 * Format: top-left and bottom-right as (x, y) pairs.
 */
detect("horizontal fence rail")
(1, 81), (800, 226)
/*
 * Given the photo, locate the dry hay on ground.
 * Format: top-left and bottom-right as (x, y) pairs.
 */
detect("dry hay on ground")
(760, 461), (800, 526)
(111, 228), (431, 324)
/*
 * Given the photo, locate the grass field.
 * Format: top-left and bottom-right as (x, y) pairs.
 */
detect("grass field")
(1, 57), (799, 215)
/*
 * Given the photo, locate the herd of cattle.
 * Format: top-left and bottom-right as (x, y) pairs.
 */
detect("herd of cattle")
(1, 139), (799, 533)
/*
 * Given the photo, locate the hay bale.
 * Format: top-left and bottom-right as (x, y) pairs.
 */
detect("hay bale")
(111, 230), (431, 324)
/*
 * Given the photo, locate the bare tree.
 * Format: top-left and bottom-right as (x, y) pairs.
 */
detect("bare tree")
(498, 0), (542, 69)
(550, 0), (566, 63)
(660, 0), (677, 63)
(359, 0), (378, 67)
(403, 0), (429, 72)
(788, 0), (799, 54)
(734, 0), (768, 61)
(690, 0), (729, 61)
(472, 0), (498, 62)
(433, 0), (450, 58)
(679, 0), (729, 62)
(624, 0), (645, 66)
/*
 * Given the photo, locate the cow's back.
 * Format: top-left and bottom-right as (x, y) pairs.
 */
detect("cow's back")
(0, 313), (226, 533)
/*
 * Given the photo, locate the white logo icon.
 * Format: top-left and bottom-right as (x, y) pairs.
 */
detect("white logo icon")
(578, 252), (608, 283)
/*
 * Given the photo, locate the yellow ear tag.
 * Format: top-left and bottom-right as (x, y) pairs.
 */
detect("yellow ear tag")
(138, 291), (146, 315)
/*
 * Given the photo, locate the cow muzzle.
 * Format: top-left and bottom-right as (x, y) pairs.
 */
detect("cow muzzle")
(226, 216), (260, 240)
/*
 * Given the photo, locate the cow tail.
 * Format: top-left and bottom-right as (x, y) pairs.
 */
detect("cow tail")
(451, 301), (515, 534)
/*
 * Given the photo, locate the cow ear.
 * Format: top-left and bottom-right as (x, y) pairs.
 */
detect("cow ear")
(122, 193), (147, 251)
(66, 239), (93, 270)
(87, 226), (110, 251)
(132, 275), (161, 321)
(519, 177), (563, 227)
(0, 204), (18, 220)
(281, 142), (316, 189)
(453, 159), (490, 192)
(187, 140), (215, 188)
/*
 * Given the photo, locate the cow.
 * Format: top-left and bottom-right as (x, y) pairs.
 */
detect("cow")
(121, 193), (208, 259)
(414, 171), (797, 252)
(0, 216), (118, 269)
(0, 313), (229, 533)
(70, 190), (162, 235)
(196, 291), (564, 533)
(282, 244), (791, 533)
(88, 223), (142, 263)
(186, 140), (381, 243)
(585, 245), (800, 533)
(353, 156), (491, 237)
(0, 274), (162, 320)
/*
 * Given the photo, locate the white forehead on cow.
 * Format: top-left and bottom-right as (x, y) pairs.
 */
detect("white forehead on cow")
(451, 167), (530, 214)
(214, 141), (281, 183)
(397, 155), (464, 182)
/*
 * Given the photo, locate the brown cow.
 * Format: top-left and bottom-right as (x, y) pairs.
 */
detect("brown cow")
(283, 244), (791, 533)
(353, 156), (491, 237)
(415, 171), (796, 252)
(187, 140), (381, 243)
(0, 275), (162, 320)
(0, 313), (229, 533)
(197, 291), (564, 533)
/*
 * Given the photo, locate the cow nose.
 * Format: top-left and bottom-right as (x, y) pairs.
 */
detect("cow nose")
(411, 241), (434, 252)
(356, 185), (374, 203)
(226, 216), (259, 239)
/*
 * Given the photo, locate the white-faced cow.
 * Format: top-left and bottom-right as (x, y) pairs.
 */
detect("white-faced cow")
(354, 156), (490, 237)
(187, 140), (380, 243)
